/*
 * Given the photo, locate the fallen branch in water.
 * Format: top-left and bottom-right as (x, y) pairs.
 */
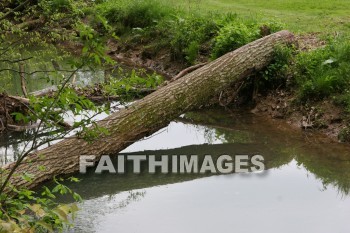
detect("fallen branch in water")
(7, 123), (40, 132)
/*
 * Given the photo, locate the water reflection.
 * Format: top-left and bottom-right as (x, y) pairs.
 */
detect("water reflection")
(53, 109), (350, 233)
(181, 109), (350, 196)
(65, 190), (147, 233)
(0, 47), (106, 95)
(87, 161), (349, 233)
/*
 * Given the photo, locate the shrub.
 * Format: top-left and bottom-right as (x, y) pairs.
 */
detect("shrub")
(97, 0), (171, 33)
(164, 14), (218, 63)
(211, 17), (283, 59)
(184, 41), (201, 64)
(259, 44), (295, 91)
(339, 127), (350, 142)
(211, 21), (260, 58)
(295, 37), (350, 101)
(334, 92), (350, 113)
(0, 177), (81, 232)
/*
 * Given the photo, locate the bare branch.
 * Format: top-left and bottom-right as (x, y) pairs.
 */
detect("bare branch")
(0, 57), (33, 63)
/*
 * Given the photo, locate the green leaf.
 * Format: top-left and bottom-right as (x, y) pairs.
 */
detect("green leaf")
(36, 220), (53, 232)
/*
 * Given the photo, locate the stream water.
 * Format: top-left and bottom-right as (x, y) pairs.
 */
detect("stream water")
(55, 109), (350, 233)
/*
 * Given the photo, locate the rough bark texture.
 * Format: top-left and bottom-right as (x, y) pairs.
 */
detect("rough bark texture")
(19, 62), (28, 97)
(2, 30), (294, 190)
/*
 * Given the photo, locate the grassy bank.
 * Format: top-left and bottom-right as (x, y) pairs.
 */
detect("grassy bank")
(95, 0), (285, 64)
(93, 0), (350, 142)
(162, 0), (350, 33)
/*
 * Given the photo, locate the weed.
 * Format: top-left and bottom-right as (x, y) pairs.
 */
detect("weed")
(295, 38), (350, 101)
(339, 127), (350, 142)
(97, 0), (171, 33)
(211, 21), (260, 58)
(258, 44), (295, 92)
(211, 17), (284, 58)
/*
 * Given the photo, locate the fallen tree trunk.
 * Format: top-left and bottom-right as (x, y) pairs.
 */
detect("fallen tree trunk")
(2, 30), (294, 190)
(30, 86), (58, 97)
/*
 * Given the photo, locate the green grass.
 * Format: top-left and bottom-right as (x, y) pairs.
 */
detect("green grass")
(161, 0), (350, 33)
(96, 0), (285, 63)
(97, 0), (350, 34)
(293, 38), (350, 101)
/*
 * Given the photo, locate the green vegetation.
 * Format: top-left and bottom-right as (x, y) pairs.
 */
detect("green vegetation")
(160, 0), (350, 33)
(96, 0), (283, 63)
(103, 68), (163, 101)
(295, 38), (350, 102)
(210, 17), (283, 58)
(0, 1), (139, 231)
(261, 37), (350, 114)
(95, 0), (171, 32)
(0, 177), (81, 232)
(2, 0), (350, 231)
(339, 126), (350, 142)
(0, 79), (113, 231)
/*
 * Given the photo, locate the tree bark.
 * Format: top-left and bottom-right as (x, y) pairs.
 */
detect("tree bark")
(172, 62), (208, 81)
(19, 62), (28, 97)
(2, 30), (294, 190)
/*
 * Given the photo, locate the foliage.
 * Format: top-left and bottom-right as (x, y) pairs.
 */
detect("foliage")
(97, 0), (283, 64)
(103, 68), (163, 101)
(0, 0), (114, 92)
(338, 127), (350, 143)
(1, 0), (349, 231)
(75, 21), (116, 66)
(164, 14), (218, 63)
(334, 92), (350, 113)
(0, 177), (81, 233)
(0, 0), (89, 43)
(0, 68), (113, 231)
(0, 76), (113, 232)
(256, 35), (350, 109)
(97, 0), (171, 33)
(211, 21), (259, 58)
(98, 0), (216, 62)
(211, 15), (284, 58)
(0, 0), (119, 231)
(294, 37), (350, 102)
(258, 44), (295, 91)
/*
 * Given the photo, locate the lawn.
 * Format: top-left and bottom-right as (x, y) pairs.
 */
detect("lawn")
(164, 0), (350, 33)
